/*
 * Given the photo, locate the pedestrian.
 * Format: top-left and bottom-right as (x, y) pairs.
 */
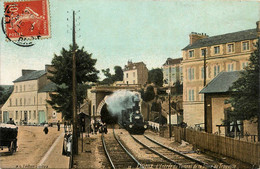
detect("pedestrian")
(103, 123), (108, 134)
(57, 121), (60, 131)
(99, 123), (104, 134)
(7, 118), (16, 125)
(43, 124), (49, 134)
(94, 122), (98, 134)
(90, 124), (93, 134)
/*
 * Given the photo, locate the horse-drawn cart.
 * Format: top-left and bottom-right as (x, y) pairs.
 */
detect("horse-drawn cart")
(0, 123), (18, 154)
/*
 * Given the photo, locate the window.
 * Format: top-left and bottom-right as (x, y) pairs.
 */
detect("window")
(201, 48), (206, 57)
(20, 85), (22, 92)
(16, 86), (18, 92)
(9, 99), (12, 106)
(227, 63), (234, 72)
(33, 110), (36, 119)
(24, 98), (26, 105)
(20, 98), (22, 105)
(201, 67), (205, 79)
(126, 73), (128, 78)
(188, 89), (194, 101)
(171, 67), (176, 82)
(189, 50), (194, 58)
(227, 44), (234, 53)
(188, 67), (195, 80)
(16, 111), (18, 120)
(214, 46), (220, 54)
(133, 80), (135, 84)
(242, 62), (249, 69)
(29, 111), (31, 120)
(242, 41), (249, 51)
(214, 65), (220, 77)
(16, 99), (18, 106)
(20, 111), (22, 120)
(133, 72), (135, 77)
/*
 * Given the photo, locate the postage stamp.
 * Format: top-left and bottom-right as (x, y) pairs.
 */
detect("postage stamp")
(3, 0), (50, 42)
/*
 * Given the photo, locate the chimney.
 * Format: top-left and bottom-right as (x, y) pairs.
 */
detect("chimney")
(22, 69), (36, 76)
(256, 21), (260, 37)
(189, 32), (208, 45)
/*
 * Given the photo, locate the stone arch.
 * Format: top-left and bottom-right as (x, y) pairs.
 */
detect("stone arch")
(96, 96), (108, 116)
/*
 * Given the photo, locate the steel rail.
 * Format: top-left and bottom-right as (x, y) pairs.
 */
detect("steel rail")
(113, 129), (144, 169)
(144, 135), (216, 169)
(101, 133), (115, 169)
(130, 134), (183, 168)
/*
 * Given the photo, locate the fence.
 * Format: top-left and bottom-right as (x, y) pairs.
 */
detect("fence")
(174, 127), (260, 166)
(148, 121), (160, 132)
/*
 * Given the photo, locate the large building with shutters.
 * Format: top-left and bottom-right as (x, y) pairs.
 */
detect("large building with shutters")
(162, 57), (183, 87)
(1, 65), (62, 125)
(182, 22), (260, 128)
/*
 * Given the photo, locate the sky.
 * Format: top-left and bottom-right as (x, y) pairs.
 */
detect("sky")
(0, 0), (259, 85)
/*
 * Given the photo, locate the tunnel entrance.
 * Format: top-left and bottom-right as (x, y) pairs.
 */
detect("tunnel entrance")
(100, 104), (118, 124)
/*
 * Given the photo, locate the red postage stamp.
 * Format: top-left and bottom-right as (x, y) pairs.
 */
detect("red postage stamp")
(4, 0), (50, 41)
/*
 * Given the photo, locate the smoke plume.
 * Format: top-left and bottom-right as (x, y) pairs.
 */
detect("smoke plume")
(105, 90), (140, 116)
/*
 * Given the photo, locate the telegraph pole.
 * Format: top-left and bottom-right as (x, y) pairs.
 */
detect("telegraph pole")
(256, 29), (260, 142)
(203, 49), (207, 132)
(72, 10), (78, 155)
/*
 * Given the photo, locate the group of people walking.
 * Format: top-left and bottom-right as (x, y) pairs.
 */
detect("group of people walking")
(90, 121), (107, 134)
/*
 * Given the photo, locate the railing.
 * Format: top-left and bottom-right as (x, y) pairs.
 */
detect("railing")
(148, 121), (160, 132)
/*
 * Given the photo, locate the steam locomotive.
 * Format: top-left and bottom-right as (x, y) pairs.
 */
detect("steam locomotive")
(120, 96), (148, 134)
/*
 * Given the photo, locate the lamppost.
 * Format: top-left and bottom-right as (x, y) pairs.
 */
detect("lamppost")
(166, 89), (171, 138)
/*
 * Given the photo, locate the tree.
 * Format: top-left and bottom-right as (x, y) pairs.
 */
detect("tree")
(101, 68), (113, 85)
(148, 68), (163, 86)
(141, 85), (155, 121)
(112, 66), (123, 82)
(100, 66), (123, 85)
(141, 85), (155, 102)
(0, 86), (13, 105)
(47, 45), (99, 120)
(228, 41), (259, 140)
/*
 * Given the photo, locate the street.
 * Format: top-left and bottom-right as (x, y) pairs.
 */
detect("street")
(0, 126), (69, 168)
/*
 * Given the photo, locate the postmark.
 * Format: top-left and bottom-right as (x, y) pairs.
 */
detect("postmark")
(3, 0), (50, 47)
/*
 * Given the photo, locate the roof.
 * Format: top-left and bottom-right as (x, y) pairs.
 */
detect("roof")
(124, 61), (146, 71)
(163, 58), (182, 66)
(200, 71), (242, 94)
(183, 29), (257, 50)
(38, 82), (57, 93)
(13, 70), (46, 83)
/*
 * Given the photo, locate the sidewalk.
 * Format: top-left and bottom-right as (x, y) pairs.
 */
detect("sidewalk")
(39, 132), (70, 168)
(73, 132), (104, 168)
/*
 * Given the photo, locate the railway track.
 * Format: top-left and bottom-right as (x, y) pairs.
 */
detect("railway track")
(102, 129), (143, 169)
(131, 134), (219, 169)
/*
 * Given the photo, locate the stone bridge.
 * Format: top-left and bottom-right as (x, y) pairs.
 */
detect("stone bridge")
(89, 84), (142, 121)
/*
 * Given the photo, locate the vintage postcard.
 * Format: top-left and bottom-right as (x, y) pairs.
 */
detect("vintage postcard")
(0, 0), (259, 168)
